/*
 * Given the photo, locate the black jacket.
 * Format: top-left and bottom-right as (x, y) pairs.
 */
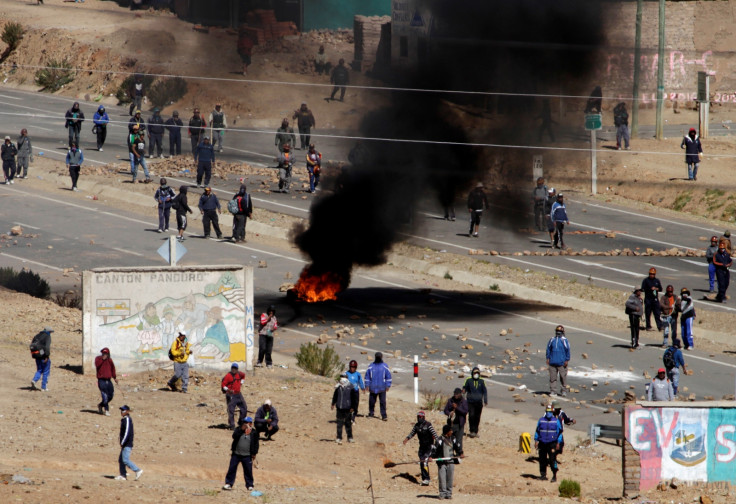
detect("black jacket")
(406, 420), (438, 449)
(232, 192), (253, 217)
(430, 435), (463, 465)
(641, 277), (662, 302)
(1, 142), (17, 161)
(174, 192), (193, 216)
(165, 117), (184, 136)
(119, 415), (134, 448)
(148, 114), (166, 135)
(30, 330), (51, 359)
(230, 427), (259, 456)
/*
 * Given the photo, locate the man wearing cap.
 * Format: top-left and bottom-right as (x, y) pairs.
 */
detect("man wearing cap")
(429, 424), (464, 499)
(544, 187), (557, 247)
(116, 405), (143, 481)
(95, 347), (118, 415)
(625, 288), (644, 348)
(16, 128), (33, 178)
(467, 182), (489, 237)
(254, 400), (280, 440)
(332, 372), (357, 444)
(706, 236), (719, 293)
(1, 135), (17, 184)
(647, 368), (674, 401)
(641, 267), (663, 331)
(292, 102), (315, 150)
(167, 331), (192, 393)
(534, 404), (562, 482)
(209, 103), (227, 153)
(364, 352), (392, 421)
(403, 410), (438, 486)
(550, 400), (575, 458)
(663, 339), (687, 397)
(222, 416), (259, 491)
(154, 178), (176, 233)
(550, 193), (569, 249)
(546, 325), (570, 396)
(128, 109), (146, 135)
(93, 106), (109, 151)
(463, 366), (488, 438)
(681, 127), (703, 181)
(659, 285), (678, 347)
(198, 186), (223, 239)
(222, 364), (247, 429)
(443, 388), (469, 449)
(165, 111), (183, 157)
(713, 239), (732, 303)
(188, 108), (207, 157)
(30, 327), (53, 391)
(194, 136), (216, 188)
(531, 177), (549, 232)
(147, 108), (165, 158)
(676, 288), (696, 350)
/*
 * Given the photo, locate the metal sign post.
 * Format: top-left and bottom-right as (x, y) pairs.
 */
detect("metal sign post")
(585, 114), (602, 195)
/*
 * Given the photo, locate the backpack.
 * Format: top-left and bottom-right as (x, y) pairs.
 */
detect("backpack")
(168, 348), (176, 361)
(30, 331), (46, 359)
(663, 347), (676, 370)
(335, 385), (352, 409)
(227, 196), (242, 215)
(171, 194), (180, 210)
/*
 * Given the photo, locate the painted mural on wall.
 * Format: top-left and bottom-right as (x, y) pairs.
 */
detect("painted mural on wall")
(626, 406), (736, 490)
(84, 267), (253, 373)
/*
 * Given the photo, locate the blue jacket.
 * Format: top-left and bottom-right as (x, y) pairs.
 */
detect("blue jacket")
(198, 192), (220, 212)
(195, 142), (216, 163)
(550, 202), (568, 223)
(93, 107), (109, 127)
(534, 413), (562, 444)
(364, 362), (392, 393)
(346, 370), (364, 391)
(65, 148), (84, 166)
(546, 334), (570, 366)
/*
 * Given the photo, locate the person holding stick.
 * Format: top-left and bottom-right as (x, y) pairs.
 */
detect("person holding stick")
(403, 411), (437, 486)
(429, 424), (464, 500)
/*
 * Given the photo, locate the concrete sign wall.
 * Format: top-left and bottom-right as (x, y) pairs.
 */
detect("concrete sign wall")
(82, 266), (254, 374)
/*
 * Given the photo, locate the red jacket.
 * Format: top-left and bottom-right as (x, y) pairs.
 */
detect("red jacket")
(222, 371), (245, 394)
(95, 356), (117, 380)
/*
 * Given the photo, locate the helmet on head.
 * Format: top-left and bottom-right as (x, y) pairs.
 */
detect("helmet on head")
(349, 360), (358, 368)
(417, 411), (426, 419)
(681, 288), (690, 296)
(711, 236), (719, 243)
(649, 267), (656, 275)
(555, 325), (565, 335)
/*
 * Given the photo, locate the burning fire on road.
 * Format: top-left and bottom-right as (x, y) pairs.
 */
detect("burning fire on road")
(292, 266), (348, 302)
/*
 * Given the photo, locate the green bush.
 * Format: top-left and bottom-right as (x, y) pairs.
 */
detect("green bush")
(558, 479), (581, 498)
(34, 58), (74, 92)
(54, 293), (81, 309)
(147, 77), (188, 108)
(115, 73), (154, 105)
(294, 342), (344, 378)
(0, 267), (50, 299)
(420, 389), (445, 411)
(1, 22), (24, 51)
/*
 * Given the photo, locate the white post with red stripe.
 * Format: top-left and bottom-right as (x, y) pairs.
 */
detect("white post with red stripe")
(414, 355), (419, 404)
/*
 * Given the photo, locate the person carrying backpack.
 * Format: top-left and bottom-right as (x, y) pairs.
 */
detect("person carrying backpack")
(30, 327), (53, 391)
(154, 178), (176, 233)
(663, 339), (687, 397)
(230, 184), (253, 243)
(332, 372), (358, 444)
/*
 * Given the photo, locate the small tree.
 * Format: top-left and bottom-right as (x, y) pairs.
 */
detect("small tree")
(147, 77), (188, 108)
(294, 342), (344, 378)
(1, 22), (24, 51)
(558, 479), (581, 498)
(34, 58), (75, 92)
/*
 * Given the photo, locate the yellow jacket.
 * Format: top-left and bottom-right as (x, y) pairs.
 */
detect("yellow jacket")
(170, 338), (192, 363)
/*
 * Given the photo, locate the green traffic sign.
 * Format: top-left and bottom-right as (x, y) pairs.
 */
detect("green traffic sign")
(585, 114), (602, 131)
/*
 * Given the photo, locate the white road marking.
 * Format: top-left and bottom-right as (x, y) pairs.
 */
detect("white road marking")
(679, 259), (707, 267)
(112, 247), (143, 257)
(29, 125), (54, 132)
(0, 252), (63, 272)
(572, 220), (697, 250)
(14, 222), (40, 230)
(0, 94), (22, 100)
(576, 200), (722, 234)
(645, 263), (678, 272)
(224, 145), (274, 159)
(566, 258), (641, 277)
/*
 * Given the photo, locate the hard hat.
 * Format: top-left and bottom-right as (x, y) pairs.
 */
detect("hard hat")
(649, 267), (656, 275)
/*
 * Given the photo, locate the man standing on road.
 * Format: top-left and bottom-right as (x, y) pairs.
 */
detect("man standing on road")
(276, 144), (294, 193)
(1, 135), (17, 184)
(95, 347), (118, 416)
(129, 130), (151, 184)
(188, 109), (207, 157)
(65, 142), (84, 192)
(332, 372), (357, 444)
(254, 400), (280, 440)
(663, 339), (687, 397)
(467, 182), (489, 238)
(147, 108), (165, 158)
(463, 366), (488, 439)
(231, 184), (252, 243)
(165, 111), (183, 157)
(647, 368), (674, 401)
(706, 235), (719, 293)
(676, 288), (696, 350)
(364, 351), (392, 421)
(546, 325), (570, 397)
(194, 136), (216, 188)
(167, 331), (192, 393)
(613, 102), (630, 150)
(550, 193), (569, 249)
(531, 177), (548, 231)
(116, 405), (143, 481)
(641, 268), (663, 331)
(430, 424), (464, 499)
(659, 285), (678, 347)
(274, 118), (296, 153)
(30, 327), (52, 391)
(154, 178), (176, 233)
(625, 288), (644, 349)
(222, 417), (258, 491)
(403, 411), (438, 486)
(534, 404), (562, 482)
(330, 58), (349, 102)
(15, 129), (32, 179)
(713, 239), (732, 303)
(209, 103), (227, 153)
(198, 186), (222, 239)
(221, 363), (247, 430)
(173, 185), (193, 242)
(681, 127), (703, 181)
(443, 387), (469, 450)
(93, 106), (109, 152)
(293, 102), (315, 150)
(65, 101), (84, 148)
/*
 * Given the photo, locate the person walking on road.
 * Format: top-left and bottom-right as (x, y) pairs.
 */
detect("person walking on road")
(92, 106), (109, 151)
(198, 186), (222, 239)
(231, 184), (252, 243)
(681, 127), (703, 181)
(467, 182), (489, 237)
(430, 424), (464, 500)
(15, 129), (33, 179)
(276, 143), (294, 193)
(625, 288), (644, 349)
(194, 136), (216, 188)
(257, 305), (278, 368)
(364, 352), (392, 421)
(546, 325), (570, 396)
(222, 417), (259, 491)
(641, 267), (663, 331)
(254, 400), (279, 440)
(209, 103), (228, 153)
(550, 400), (575, 457)
(65, 101), (84, 148)
(550, 193), (569, 249)
(116, 405), (143, 481)
(167, 331), (192, 393)
(534, 404), (562, 482)
(221, 363), (247, 430)
(531, 177), (549, 231)
(346, 359), (365, 422)
(403, 411), (438, 486)
(165, 111), (183, 157)
(676, 288), (696, 350)
(647, 368), (674, 401)
(659, 285), (678, 347)
(1, 135), (17, 184)
(663, 338), (687, 397)
(172, 185), (193, 242)
(274, 118), (296, 153)
(154, 178), (176, 233)
(95, 347), (118, 416)
(462, 367), (488, 438)
(293, 102), (315, 150)
(330, 58), (349, 102)
(30, 327), (52, 391)
(443, 387), (469, 450)
(706, 235), (719, 293)
(66, 143), (84, 191)
(713, 239), (732, 303)
(332, 372), (357, 444)
(305, 143), (322, 193)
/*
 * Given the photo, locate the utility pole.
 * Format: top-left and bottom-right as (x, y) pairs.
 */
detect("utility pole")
(655, 0), (665, 140)
(631, 0), (643, 136)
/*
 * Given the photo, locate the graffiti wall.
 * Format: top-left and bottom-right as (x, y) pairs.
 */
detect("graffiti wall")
(625, 405), (736, 491)
(82, 266), (254, 374)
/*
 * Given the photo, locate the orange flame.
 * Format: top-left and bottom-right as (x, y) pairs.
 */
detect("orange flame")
(294, 267), (345, 302)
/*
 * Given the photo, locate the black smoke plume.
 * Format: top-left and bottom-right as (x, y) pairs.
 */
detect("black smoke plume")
(294, 0), (605, 289)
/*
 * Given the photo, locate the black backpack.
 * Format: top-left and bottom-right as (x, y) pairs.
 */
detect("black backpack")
(335, 385), (352, 409)
(29, 331), (47, 359)
(168, 348), (176, 361)
(171, 194), (180, 211)
(663, 347), (676, 370)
